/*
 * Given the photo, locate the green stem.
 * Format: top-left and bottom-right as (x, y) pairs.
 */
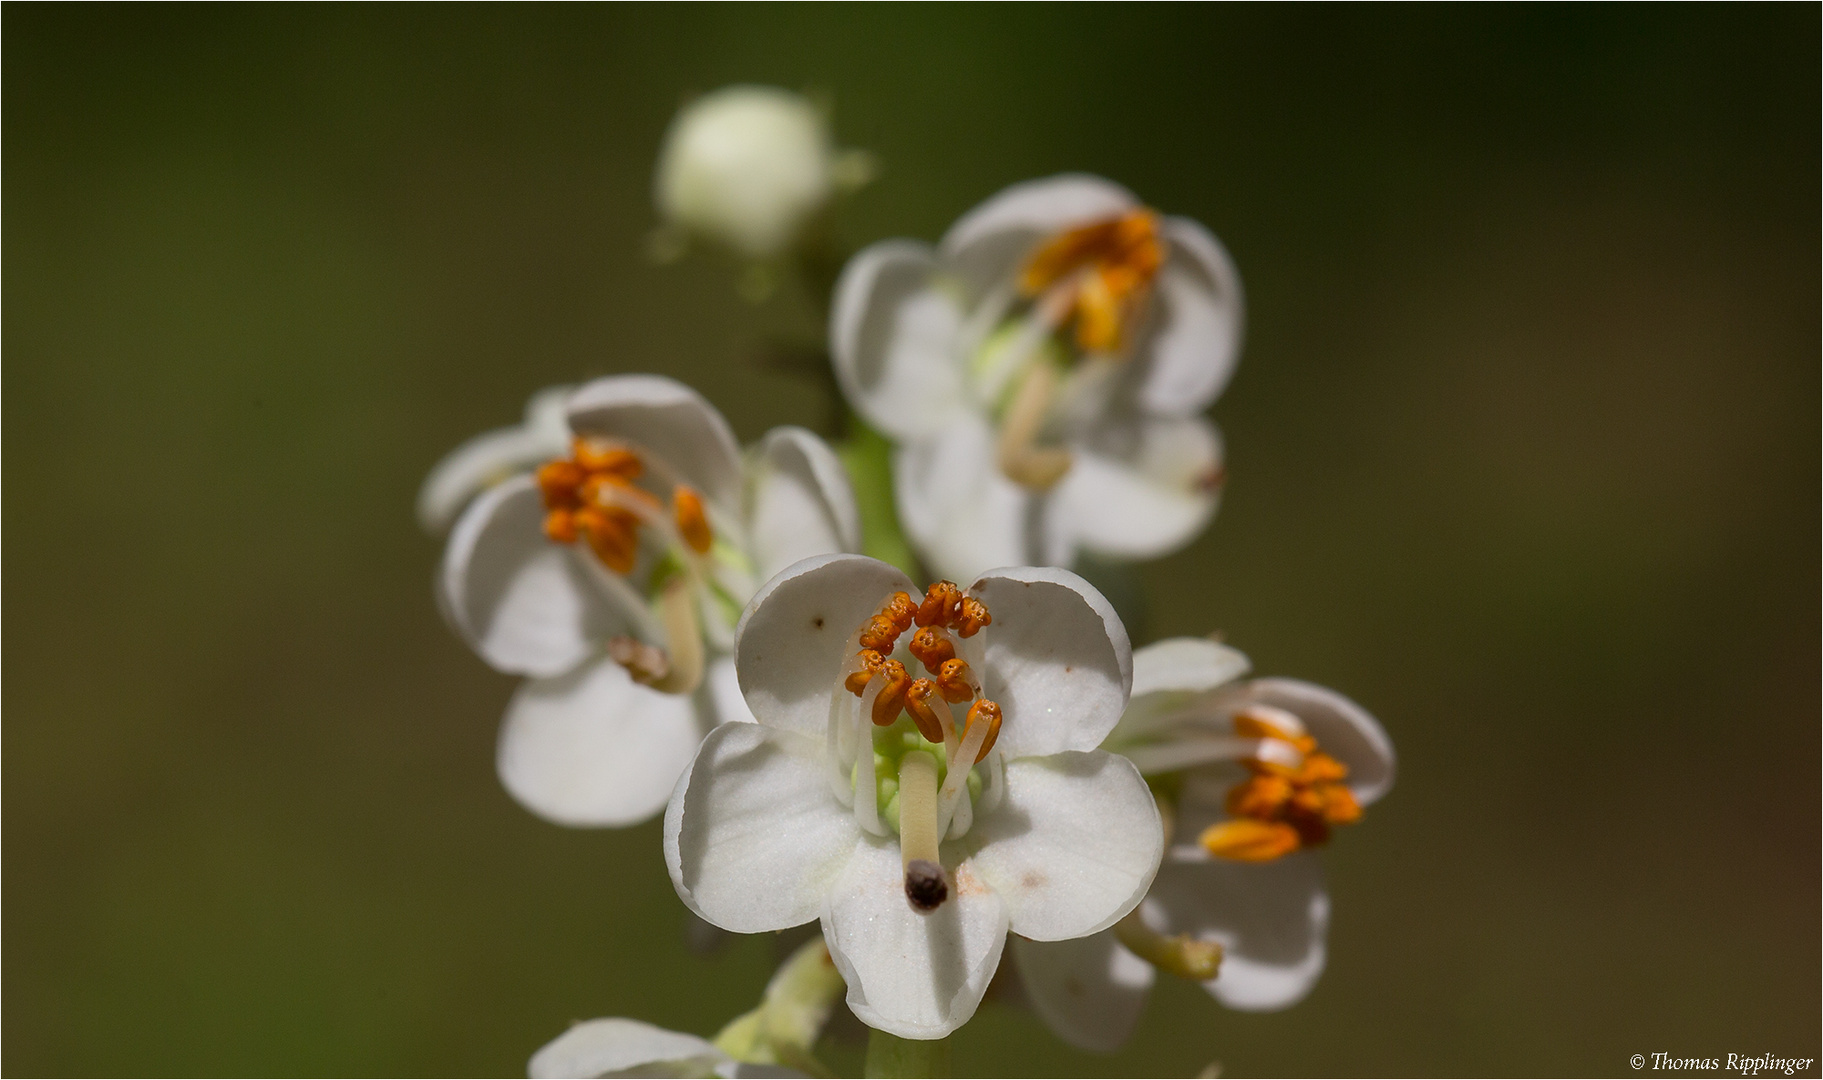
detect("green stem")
(864, 1029), (950, 1078)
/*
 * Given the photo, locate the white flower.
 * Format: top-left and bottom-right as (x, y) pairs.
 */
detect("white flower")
(438, 375), (860, 827)
(528, 1018), (800, 1079)
(664, 554), (1163, 1040)
(417, 385), (573, 533)
(1012, 637), (1396, 1051)
(830, 174), (1243, 584)
(655, 85), (874, 260)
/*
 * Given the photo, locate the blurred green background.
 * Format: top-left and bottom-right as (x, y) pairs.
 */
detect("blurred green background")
(6, 6), (1818, 1077)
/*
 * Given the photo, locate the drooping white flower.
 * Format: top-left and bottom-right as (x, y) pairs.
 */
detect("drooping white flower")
(664, 554), (1163, 1040)
(530, 938), (840, 1079)
(417, 385), (573, 534)
(528, 1018), (799, 1079)
(830, 174), (1243, 584)
(1012, 637), (1395, 1051)
(655, 85), (874, 261)
(438, 375), (860, 827)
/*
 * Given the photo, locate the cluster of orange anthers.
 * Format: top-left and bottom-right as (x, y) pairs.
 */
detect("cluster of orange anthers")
(844, 582), (1000, 763)
(535, 437), (712, 574)
(1200, 709), (1364, 863)
(1018, 208), (1166, 353)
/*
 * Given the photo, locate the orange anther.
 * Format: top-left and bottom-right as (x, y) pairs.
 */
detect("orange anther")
(1018, 209), (1165, 353)
(952, 597), (991, 638)
(903, 679), (947, 744)
(908, 626), (955, 674)
(881, 591), (917, 633)
(580, 507), (638, 574)
(672, 485), (712, 554)
(583, 474), (661, 515)
(1301, 751), (1348, 786)
(1233, 708), (1299, 745)
(1199, 819), (1301, 863)
(845, 650), (886, 696)
(916, 581), (963, 628)
(858, 614), (904, 653)
(542, 508), (579, 545)
(1226, 774), (1293, 821)
(1319, 784), (1363, 827)
(934, 658), (974, 704)
(536, 460), (585, 509)
(963, 699), (1002, 763)
(572, 438), (642, 479)
(871, 660), (910, 726)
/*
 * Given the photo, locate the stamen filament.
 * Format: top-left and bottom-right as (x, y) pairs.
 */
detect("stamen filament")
(1121, 736), (1301, 776)
(897, 751), (949, 912)
(937, 714), (991, 835)
(853, 681), (885, 836)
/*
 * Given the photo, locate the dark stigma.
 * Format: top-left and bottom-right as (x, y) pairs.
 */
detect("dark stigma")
(904, 859), (949, 911)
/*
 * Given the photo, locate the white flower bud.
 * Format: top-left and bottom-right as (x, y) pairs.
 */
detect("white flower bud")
(654, 85), (870, 259)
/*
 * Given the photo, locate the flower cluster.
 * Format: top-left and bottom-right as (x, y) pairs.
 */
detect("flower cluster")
(416, 85), (1395, 1075)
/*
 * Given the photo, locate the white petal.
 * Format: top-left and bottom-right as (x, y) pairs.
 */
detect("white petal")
(1130, 638), (1251, 700)
(967, 567), (1133, 758)
(1144, 853), (1329, 1012)
(1051, 415), (1223, 562)
(733, 554), (915, 739)
(829, 241), (972, 440)
(746, 427), (861, 581)
(417, 386), (575, 534)
(892, 416), (1032, 585)
(440, 476), (644, 677)
(1245, 679), (1395, 806)
(938, 175), (1139, 301)
(706, 655), (756, 725)
(965, 751), (1160, 940)
(1130, 218), (1244, 417)
(820, 838), (1009, 1040)
(1010, 932), (1154, 1054)
(665, 723), (858, 933)
(529, 1016), (727, 1079)
(565, 375), (743, 511)
(497, 657), (707, 828)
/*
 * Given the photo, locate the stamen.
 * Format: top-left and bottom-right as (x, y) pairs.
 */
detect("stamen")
(937, 700), (997, 835)
(908, 626), (955, 672)
(853, 681), (884, 836)
(903, 679), (949, 744)
(1113, 909), (1223, 982)
(915, 582), (963, 628)
(996, 361), (1073, 490)
(1199, 819), (1302, 862)
(934, 658), (976, 703)
(606, 635), (670, 686)
(960, 699), (1001, 763)
(1017, 209), (1166, 354)
(844, 649), (887, 696)
(672, 485), (713, 554)
(897, 751), (949, 912)
(1121, 735), (1300, 776)
(952, 597), (991, 638)
(870, 660), (910, 726)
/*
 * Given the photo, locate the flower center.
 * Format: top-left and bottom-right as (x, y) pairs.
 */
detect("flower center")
(535, 436), (726, 695)
(1198, 705), (1364, 863)
(966, 210), (1167, 493)
(1018, 208), (1166, 355)
(827, 581), (1004, 912)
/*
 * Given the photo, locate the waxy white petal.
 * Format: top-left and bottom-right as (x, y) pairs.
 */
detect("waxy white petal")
(1130, 218), (1245, 417)
(1052, 415), (1224, 562)
(565, 375), (744, 511)
(820, 839), (1009, 1040)
(1246, 678), (1396, 806)
(967, 567), (1133, 758)
(892, 418), (1032, 586)
(498, 657), (708, 828)
(707, 655), (757, 726)
(665, 724), (858, 933)
(416, 386), (573, 534)
(734, 554), (916, 739)
(939, 174), (1139, 302)
(965, 751), (1160, 940)
(440, 476), (644, 677)
(529, 1017), (727, 1079)
(1129, 637), (1252, 700)
(829, 241), (972, 440)
(1010, 931), (1155, 1054)
(1146, 853), (1330, 1012)
(746, 427), (862, 581)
